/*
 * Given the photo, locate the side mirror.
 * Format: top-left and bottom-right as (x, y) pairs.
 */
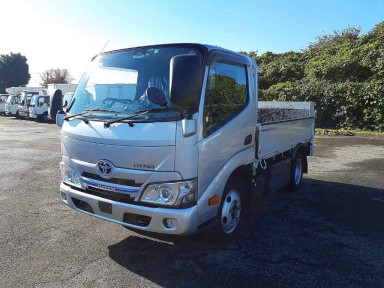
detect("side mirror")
(56, 110), (65, 127)
(146, 87), (167, 107)
(170, 54), (203, 109)
(64, 100), (68, 107)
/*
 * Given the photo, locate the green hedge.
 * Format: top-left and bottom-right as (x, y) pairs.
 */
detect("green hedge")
(241, 22), (384, 132)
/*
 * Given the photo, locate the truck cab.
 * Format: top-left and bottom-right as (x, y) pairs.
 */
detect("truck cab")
(57, 44), (315, 239)
(29, 95), (51, 122)
(0, 94), (9, 114)
(18, 90), (46, 118)
(5, 95), (21, 116)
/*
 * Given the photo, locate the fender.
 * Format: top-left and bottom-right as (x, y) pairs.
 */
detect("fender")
(197, 146), (254, 226)
(292, 143), (309, 173)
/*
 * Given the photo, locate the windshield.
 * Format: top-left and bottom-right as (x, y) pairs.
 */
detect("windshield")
(19, 91), (39, 105)
(7, 95), (19, 104)
(69, 46), (202, 121)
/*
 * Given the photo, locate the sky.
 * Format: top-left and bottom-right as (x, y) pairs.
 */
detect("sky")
(0, 0), (383, 86)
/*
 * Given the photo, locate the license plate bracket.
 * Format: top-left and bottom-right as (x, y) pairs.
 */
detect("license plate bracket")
(98, 201), (112, 214)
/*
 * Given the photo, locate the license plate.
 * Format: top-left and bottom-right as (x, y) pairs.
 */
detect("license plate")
(98, 201), (112, 214)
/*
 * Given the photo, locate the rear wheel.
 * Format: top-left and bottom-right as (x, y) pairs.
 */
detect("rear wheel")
(15, 111), (20, 118)
(289, 151), (304, 191)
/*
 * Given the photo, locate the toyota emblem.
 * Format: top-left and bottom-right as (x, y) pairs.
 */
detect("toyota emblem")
(97, 159), (113, 177)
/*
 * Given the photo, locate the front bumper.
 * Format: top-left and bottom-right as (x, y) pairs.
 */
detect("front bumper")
(60, 182), (199, 235)
(19, 110), (29, 117)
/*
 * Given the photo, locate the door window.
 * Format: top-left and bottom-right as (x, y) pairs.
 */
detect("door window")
(38, 97), (47, 107)
(204, 61), (248, 136)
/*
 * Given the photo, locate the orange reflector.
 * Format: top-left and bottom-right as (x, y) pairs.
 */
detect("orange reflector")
(209, 195), (221, 206)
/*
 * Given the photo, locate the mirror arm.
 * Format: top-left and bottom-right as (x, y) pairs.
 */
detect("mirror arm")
(178, 108), (184, 119)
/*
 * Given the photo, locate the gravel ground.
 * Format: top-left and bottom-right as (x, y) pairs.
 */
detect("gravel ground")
(0, 116), (384, 288)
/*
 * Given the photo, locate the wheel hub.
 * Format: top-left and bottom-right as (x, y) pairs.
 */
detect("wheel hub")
(221, 189), (241, 234)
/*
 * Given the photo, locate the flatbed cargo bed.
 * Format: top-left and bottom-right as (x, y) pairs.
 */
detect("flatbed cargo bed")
(256, 101), (316, 160)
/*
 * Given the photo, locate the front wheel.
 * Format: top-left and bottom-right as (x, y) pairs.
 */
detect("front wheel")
(212, 179), (244, 241)
(43, 112), (50, 122)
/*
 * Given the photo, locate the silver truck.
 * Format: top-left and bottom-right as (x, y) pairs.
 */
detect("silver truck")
(56, 44), (315, 239)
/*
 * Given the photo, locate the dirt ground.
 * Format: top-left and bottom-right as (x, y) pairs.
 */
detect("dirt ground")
(1, 116), (383, 288)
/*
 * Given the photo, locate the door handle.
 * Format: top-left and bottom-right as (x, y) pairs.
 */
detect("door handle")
(244, 134), (252, 145)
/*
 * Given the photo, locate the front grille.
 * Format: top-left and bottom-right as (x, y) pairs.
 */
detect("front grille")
(82, 186), (136, 204)
(123, 212), (151, 227)
(82, 172), (141, 187)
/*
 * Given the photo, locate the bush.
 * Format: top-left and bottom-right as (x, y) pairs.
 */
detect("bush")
(243, 21), (384, 132)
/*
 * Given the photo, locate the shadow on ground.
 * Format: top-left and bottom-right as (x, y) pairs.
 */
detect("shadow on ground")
(108, 179), (384, 288)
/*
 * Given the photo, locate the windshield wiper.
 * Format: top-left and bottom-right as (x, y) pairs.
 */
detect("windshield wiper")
(64, 109), (120, 123)
(83, 108), (120, 113)
(134, 107), (180, 114)
(64, 112), (89, 124)
(104, 108), (182, 128)
(64, 108), (120, 120)
(64, 111), (88, 121)
(104, 110), (150, 128)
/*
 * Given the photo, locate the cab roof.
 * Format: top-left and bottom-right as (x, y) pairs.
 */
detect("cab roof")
(95, 43), (254, 65)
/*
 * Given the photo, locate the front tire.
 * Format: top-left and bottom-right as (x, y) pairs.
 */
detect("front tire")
(43, 112), (50, 122)
(213, 179), (244, 241)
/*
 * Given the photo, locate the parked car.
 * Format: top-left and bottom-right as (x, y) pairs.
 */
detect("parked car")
(56, 44), (315, 239)
(0, 94), (9, 114)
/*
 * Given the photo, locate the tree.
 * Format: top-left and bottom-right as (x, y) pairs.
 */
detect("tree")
(241, 21), (384, 131)
(40, 68), (73, 87)
(0, 53), (30, 93)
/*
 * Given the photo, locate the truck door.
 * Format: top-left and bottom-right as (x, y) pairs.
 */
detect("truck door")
(198, 51), (255, 194)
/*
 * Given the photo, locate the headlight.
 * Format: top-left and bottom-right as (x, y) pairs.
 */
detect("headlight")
(60, 162), (82, 188)
(140, 179), (197, 207)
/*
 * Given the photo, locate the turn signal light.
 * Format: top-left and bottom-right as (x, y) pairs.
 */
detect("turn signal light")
(209, 195), (221, 206)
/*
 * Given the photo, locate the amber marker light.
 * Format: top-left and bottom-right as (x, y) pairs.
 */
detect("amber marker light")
(209, 195), (221, 206)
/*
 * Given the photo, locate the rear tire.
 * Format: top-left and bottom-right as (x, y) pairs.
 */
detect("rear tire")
(289, 151), (304, 192)
(15, 111), (20, 118)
